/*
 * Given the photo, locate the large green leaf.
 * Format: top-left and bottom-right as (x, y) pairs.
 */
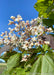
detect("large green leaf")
(2, 67), (30, 75)
(41, 54), (54, 75)
(34, 0), (54, 27)
(46, 4), (54, 20)
(29, 54), (54, 75)
(34, 0), (53, 18)
(46, 51), (54, 61)
(7, 53), (22, 71)
(29, 56), (42, 75)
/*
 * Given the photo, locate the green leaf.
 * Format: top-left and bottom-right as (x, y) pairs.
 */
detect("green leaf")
(47, 4), (54, 20)
(7, 53), (22, 71)
(29, 54), (54, 75)
(25, 65), (31, 72)
(34, 0), (53, 18)
(10, 67), (30, 75)
(29, 56), (42, 75)
(2, 67), (30, 75)
(46, 4), (54, 14)
(41, 54), (54, 74)
(46, 52), (54, 61)
(49, 13), (54, 20)
(37, 0), (45, 2)
(43, 19), (54, 27)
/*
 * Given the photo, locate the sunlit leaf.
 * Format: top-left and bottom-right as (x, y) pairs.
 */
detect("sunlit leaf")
(29, 54), (54, 75)
(34, 0), (53, 18)
(7, 53), (22, 71)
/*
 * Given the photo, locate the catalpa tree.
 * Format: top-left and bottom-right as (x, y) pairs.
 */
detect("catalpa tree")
(0, 0), (54, 75)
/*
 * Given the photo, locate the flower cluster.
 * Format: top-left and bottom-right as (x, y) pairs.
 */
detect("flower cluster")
(0, 15), (53, 51)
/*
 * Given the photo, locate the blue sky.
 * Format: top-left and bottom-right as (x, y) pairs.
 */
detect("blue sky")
(0, 0), (38, 34)
(0, 59), (5, 62)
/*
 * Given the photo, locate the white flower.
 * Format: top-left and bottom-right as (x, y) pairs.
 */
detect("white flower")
(5, 31), (8, 35)
(15, 15), (22, 22)
(22, 43), (29, 50)
(44, 41), (50, 45)
(28, 45), (32, 49)
(24, 41), (29, 44)
(39, 31), (43, 35)
(10, 16), (15, 20)
(17, 15), (21, 18)
(47, 27), (53, 32)
(31, 30), (35, 35)
(8, 28), (14, 33)
(25, 20), (29, 25)
(10, 29), (14, 33)
(1, 32), (5, 36)
(30, 27), (32, 30)
(35, 42), (40, 46)
(30, 20), (34, 24)
(23, 55), (27, 58)
(26, 20), (29, 23)
(16, 44), (18, 47)
(8, 27), (11, 30)
(33, 26), (37, 32)
(15, 27), (19, 32)
(20, 58), (27, 62)
(4, 38), (9, 44)
(32, 37), (36, 41)
(22, 21), (25, 25)
(8, 33), (12, 38)
(35, 32), (38, 35)
(15, 23), (19, 27)
(30, 42), (34, 46)
(8, 20), (14, 25)
(37, 17), (40, 20)
(19, 37), (23, 43)
(34, 18), (37, 21)
(21, 32), (25, 36)
(4, 35), (8, 38)
(11, 34), (17, 42)
(0, 39), (3, 45)
(15, 18), (22, 22)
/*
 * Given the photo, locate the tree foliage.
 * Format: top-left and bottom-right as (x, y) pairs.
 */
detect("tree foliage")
(34, 0), (54, 28)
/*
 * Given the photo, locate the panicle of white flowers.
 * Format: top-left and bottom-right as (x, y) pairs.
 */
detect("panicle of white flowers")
(0, 15), (53, 50)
